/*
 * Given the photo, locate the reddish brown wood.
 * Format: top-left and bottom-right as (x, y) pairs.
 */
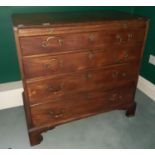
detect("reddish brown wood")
(23, 43), (142, 79)
(29, 125), (55, 146)
(20, 29), (145, 56)
(30, 86), (135, 127)
(12, 11), (149, 146)
(26, 63), (138, 104)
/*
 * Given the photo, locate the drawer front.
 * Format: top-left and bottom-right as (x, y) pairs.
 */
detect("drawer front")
(30, 86), (135, 127)
(26, 63), (138, 104)
(23, 51), (89, 79)
(23, 43), (142, 79)
(20, 28), (145, 56)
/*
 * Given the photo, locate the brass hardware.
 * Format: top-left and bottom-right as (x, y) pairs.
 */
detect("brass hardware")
(42, 36), (63, 47)
(128, 33), (133, 39)
(47, 82), (64, 93)
(48, 109), (65, 118)
(109, 93), (117, 101)
(43, 58), (64, 70)
(122, 72), (127, 77)
(46, 36), (54, 41)
(48, 28), (54, 34)
(54, 111), (64, 118)
(119, 38), (123, 43)
(128, 33), (133, 41)
(112, 71), (119, 79)
(89, 33), (95, 42)
(116, 51), (129, 63)
(116, 34), (123, 43)
(85, 72), (92, 80)
(42, 41), (48, 47)
(43, 58), (57, 70)
(109, 93), (123, 102)
(58, 39), (63, 47)
(42, 37), (56, 47)
(59, 59), (64, 69)
(123, 51), (129, 59)
(49, 58), (60, 67)
(88, 51), (94, 60)
(52, 58), (58, 61)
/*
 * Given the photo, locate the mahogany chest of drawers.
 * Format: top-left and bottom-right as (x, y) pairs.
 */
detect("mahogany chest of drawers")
(12, 10), (149, 146)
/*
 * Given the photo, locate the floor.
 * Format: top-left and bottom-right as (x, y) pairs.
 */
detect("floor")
(0, 89), (155, 149)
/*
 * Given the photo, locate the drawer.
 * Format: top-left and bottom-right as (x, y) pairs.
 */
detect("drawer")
(26, 63), (138, 104)
(30, 86), (135, 127)
(23, 43), (142, 79)
(20, 28), (145, 56)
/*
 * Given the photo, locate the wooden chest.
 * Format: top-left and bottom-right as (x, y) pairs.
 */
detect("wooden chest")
(12, 10), (149, 146)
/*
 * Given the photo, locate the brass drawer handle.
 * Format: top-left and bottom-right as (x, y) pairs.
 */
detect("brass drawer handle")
(44, 58), (58, 69)
(85, 72), (92, 80)
(123, 51), (129, 59)
(116, 34), (123, 43)
(88, 51), (94, 60)
(48, 28), (54, 34)
(112, 71), (119, 79)
(48, 109), (65, 118)
(42, 36), (63, 47)
(43, 58), (64, 70)
(47, 83), (63, 93)
(128, 33), (133, 40)
(116, 51), (129, 63)
(47, 86), (61, 92)
(109, 93), (117, 102)
(109, 94), (123, 102)
(116, 34), (127, 43)
(121, 72), (127, 77)
(54, 111), (64, 118)
(109, 93), (123, 102)
(116, 33), (133, 43)
(88, 33), (95, 42)
(58, 39), (63, 47)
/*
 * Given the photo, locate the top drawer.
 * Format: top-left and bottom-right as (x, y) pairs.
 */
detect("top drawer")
(20, 28), (146, 56)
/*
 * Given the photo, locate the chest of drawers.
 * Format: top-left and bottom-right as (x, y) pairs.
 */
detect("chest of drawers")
(12, 10), (149, 146)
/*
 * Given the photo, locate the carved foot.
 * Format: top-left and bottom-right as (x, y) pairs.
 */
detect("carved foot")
(29, 131), (43, 146)
(29, 126), (55, 146)
(126, 102), (136, 117)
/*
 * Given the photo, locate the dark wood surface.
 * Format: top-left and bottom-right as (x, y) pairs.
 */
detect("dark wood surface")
(19, 28), (145, 56)
(26, 63), (138, 105)
(31, 85), (135, 127)
(12, 10), (149, 146)
(23, 43), (142, 79)
(12, 10), (148, 28)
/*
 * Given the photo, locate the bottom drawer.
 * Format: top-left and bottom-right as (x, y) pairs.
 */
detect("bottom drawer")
(30, 86), (135, 127)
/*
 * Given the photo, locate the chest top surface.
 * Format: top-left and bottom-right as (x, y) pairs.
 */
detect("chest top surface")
(12, 10), (148, 29)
